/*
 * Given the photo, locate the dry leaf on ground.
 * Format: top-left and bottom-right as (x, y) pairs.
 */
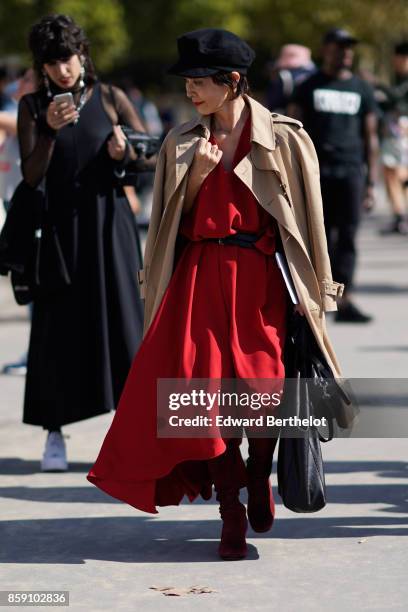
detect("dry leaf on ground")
(149, 585), (217, 596)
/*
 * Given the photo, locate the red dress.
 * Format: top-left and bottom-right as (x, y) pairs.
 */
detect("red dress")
(87, 115), (288, 513)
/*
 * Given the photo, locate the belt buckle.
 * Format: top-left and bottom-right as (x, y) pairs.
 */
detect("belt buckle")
(218, 238), (225, 245)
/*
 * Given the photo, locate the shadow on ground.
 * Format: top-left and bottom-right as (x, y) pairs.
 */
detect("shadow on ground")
(359, 346), (408, 352)
(0, 459), (407, 564)
(1, 513), (408, 565)
(354, 283), (408, 294)
(0, 458), (94, 475)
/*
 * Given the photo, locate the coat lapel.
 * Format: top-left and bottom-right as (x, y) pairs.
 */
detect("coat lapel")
(233, 151), (307, 253)
(175, 115), (211, 190)
(175, 134), (201, 189)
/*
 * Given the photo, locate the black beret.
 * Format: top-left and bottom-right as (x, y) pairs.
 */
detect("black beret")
(168, 28), (256, 77)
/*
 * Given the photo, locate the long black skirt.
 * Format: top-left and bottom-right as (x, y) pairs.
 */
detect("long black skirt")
(23, 188), (144, 429)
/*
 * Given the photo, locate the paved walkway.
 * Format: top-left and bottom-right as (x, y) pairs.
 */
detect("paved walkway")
(0, 200), (407, 611)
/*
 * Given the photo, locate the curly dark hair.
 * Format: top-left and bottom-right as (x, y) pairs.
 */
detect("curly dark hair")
(28, 14), (97, 88)
(211, 72), (250, 99)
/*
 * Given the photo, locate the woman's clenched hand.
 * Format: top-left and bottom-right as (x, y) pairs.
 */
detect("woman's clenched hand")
(192, 137), (223, 176)
(107, 125), (128, 161)
(183, 138), (223, 215)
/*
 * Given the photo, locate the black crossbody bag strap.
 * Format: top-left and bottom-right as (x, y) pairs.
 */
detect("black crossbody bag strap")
(22, 94), (47, 285)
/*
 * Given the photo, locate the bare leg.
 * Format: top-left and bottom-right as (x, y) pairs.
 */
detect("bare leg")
(383, 165), (407, 215)
(123, 185), (142, 215)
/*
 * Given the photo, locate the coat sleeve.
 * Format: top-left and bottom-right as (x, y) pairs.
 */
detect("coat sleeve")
(292, 127), (344, 312)
(136, 133), (169, 299)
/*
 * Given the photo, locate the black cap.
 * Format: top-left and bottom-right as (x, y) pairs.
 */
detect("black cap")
(323, 28), (359, 46)
(168, 28), (256, 77)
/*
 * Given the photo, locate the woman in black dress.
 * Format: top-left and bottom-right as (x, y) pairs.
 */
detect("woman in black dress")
(18, 14), (146, 471)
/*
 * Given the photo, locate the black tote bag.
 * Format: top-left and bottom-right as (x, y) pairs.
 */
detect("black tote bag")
(277, 429), (326, 513)
(277, 312), (327, 513)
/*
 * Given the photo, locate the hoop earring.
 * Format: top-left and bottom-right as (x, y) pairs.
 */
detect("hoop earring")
(79, 64), (85, 89)
(42, 71), (52, 98)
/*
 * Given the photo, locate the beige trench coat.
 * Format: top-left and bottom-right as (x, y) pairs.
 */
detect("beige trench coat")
(137, 95), (345, 377)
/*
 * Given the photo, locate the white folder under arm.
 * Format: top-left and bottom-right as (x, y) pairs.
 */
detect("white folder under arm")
(275, 252), (299, 305)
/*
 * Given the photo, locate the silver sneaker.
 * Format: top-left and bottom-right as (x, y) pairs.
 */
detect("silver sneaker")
(41, 432), (68, 472)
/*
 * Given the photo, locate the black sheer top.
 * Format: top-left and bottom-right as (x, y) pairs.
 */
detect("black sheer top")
(17, 82), (146, 188)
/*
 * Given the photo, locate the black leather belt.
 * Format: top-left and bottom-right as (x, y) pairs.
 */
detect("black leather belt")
(201, 232), (262, 249)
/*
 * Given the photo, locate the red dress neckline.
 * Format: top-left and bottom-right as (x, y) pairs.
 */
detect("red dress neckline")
(209, 110), (251, 172)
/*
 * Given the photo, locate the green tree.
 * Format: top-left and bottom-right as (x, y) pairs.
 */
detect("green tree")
(119, 0), (408, 85)
(246, 0), (408, 73)
(53, 0), (129, 71)
(1, 0), (407, 82)
(0, 0), (129, 72)
(121, 0), (250, 61)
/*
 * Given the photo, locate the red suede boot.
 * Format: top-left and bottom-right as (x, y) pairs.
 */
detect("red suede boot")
(216, 488), (248, 560)
(246, 439), (276, 533)
(207, 439), (248, 560)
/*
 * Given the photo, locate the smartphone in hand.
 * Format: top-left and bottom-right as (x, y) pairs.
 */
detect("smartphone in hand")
(53, 92), (78, 125)
(53, 92), (75, 108)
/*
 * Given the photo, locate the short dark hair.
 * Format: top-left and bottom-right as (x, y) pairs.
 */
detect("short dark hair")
(211, 72), (250, 99)
(28, 14), (96, 87)
(394, 41), (408, 56)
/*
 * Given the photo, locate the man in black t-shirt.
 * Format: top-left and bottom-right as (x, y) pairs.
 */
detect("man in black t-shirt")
(288, 28), (379, 323)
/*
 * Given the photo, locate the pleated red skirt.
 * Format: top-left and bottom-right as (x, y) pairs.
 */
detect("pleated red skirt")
(87, 115), (288, 513)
